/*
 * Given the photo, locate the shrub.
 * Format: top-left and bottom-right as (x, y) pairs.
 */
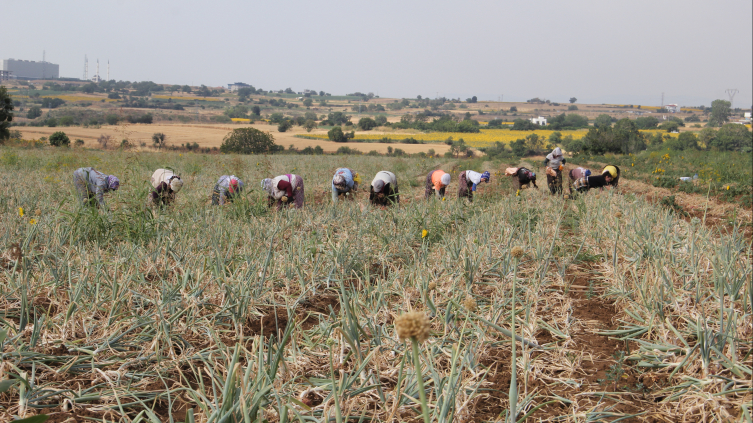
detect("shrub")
(49, 131), (70, 147)
(328, 126), (346, 142)
(220, 127), (280, 154)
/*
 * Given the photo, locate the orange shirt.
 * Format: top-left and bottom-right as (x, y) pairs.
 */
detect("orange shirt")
(431, 170), (447, 191)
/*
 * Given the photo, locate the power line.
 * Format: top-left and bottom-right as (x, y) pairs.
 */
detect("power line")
(725, 89), (738, 109)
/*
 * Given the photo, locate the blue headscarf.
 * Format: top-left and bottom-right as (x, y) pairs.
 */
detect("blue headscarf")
(481, 171), (490, 182)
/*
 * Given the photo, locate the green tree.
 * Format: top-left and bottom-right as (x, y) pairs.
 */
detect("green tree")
(278, 120), (293, 132)
(569, 97), (577, 103)
(666, 132), (699, 150)
(707, 99), (731, 127)
(635, 116), (659, 129)
(169, 85), (181, 94)
(252, 106), (261, 116)
(49, 131), (70, 147)
(303, 119), (317, 132)
(358, 117), (377, 130)
(196, 85), (212, 97)
(594, 114), (613, 129)
(568, 105), (578, 111)
(328, 126), (346, 142)
(220, 128), (279, 154)
(658, 121), (680, 132)
(548, 131), (563, 145)
(303, 98), (313, 107)
(27, 106), (42, 119)
(181, 85), (192, 93)
(374, 115), (388, 126)
(152, 132), (166, 149)
(511, 138), (528, 156)
(707, 123), (752, 152)
(0, 86), (13, 141)
(698, 127), (717, 148)
(466, 96), (477, 103)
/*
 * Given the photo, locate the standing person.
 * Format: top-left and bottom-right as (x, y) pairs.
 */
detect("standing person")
(370, 170), (399, 206)
(567, 167), (591, 195)
(505, 167), (538, 194)
(571, 165), (620, 193)
(262, 174), (305, 210)
(544, 147), (566, 195)
(72, 167), (120, 208)
(331, 167), (360, 202)
(211, 175), (244, 205)
(458, 170), (490, 202)
(149, 168), (184, 207)
(424, 169), (451, 200)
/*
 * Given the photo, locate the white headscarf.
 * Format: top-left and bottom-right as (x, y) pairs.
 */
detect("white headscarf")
(546, 147), (564, 168)
(440, 173), (451, 186)
(261, 178), (273, 195)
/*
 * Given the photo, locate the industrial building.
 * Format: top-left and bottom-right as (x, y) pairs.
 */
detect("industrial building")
(2, 59), (59, 80)
(228, 82), (251, 92)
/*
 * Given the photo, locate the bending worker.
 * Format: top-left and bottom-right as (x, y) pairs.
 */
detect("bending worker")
(332, 168), (360, 202)
(149, 168), (184, 207)
(262, 174), (305, 209)
(572, 165), (620, 193)
(544, 147), (566, 195)
(568, 167), (591, 195)
(73, 167), (120, 208)
(212, 175), (244, 205)
(370, 171), (399, 206)
(505, 167), (538, 194)
(458, 170), (490, 202)
(425, 169), (451, 200)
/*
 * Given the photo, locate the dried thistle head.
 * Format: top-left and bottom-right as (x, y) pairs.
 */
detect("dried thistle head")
(511, 246), (524, 258)
(395, 311), (430, 343)
(9, 243), (22, 261)
(428, 281), (437, 291)
(463, 295), (477, 312)
(34, 209), (42, 216)
(615, 211), (623, 218)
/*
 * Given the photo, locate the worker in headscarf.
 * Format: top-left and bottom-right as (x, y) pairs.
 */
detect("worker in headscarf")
(72, 167), (119, 208)
(370, 171), (399, 206)
(601, 165), (620, 188)
(262, 174), (305, 209)
(149, 168), (184, 207)
(567, 167), (591, 195)
(425, 169), (451, 200)
(458, 170), (490, 202)
(331, 168), (360, 202)
(212, 175), (244, 205)
(572, 165), (620, 193)
(544, 147), (566, 195)
(505, 167), (538, 194)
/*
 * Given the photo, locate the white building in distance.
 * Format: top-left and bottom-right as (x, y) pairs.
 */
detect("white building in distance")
(530, 116), (547, 125)
(228, 82), (251, 92)
(665, 104), (680, 113)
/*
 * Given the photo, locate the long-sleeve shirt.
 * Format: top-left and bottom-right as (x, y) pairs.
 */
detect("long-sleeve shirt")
(371, 171), (396, 191)
(76, 167), (111, 207)
(151, 169), (175, 189)
(333, 168), (355, 191)
(270, 174), (297, 200)
(465, 170), (485, 191)
(431, 170), (448, 191)
(545, 147), (565, 169)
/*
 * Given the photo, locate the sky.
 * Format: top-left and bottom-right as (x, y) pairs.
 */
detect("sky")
(4, 0), (752, 108)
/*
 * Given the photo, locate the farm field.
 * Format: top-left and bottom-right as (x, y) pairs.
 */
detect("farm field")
(0, 147), (750, 422)
(15, 124), (454, 155)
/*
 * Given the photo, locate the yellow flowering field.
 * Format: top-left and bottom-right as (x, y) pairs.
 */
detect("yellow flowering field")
(231, 118), (251, 122)
(301, 128), (678, 148)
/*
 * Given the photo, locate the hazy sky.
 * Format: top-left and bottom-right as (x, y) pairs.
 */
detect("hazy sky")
(5, 0), (752, 107)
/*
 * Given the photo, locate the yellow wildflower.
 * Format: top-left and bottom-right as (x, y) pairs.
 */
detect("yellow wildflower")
(29, 219), (37, 225)
(421, 229), (428, 238)
(18, 207), (24, 217)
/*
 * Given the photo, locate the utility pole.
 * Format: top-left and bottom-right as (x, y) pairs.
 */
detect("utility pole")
(725, 89), (738, 109)
(661, 92), (664, 109)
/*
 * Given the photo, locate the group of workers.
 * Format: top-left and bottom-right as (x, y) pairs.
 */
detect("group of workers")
(71, 148), (618, 210)
(506, 146), (620, 195)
